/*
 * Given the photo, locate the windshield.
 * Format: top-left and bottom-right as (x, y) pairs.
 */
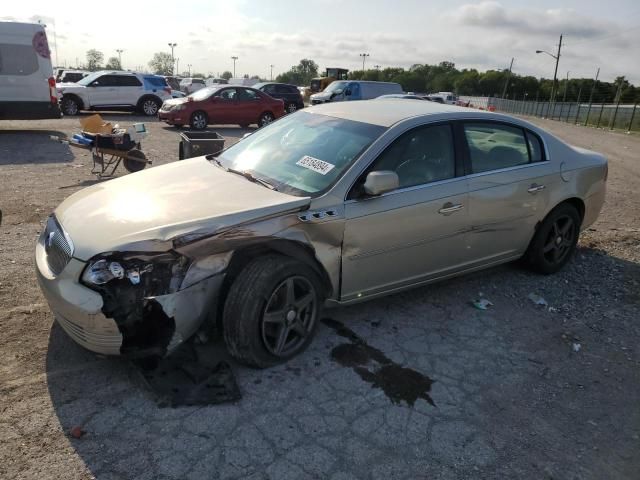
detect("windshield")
(323, 81), (348, 94)
(217, 111), (385, 196)
(188, 86), (222, 101)
(76, 71), (103, 86)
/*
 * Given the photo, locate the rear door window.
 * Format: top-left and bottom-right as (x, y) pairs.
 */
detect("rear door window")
(275, 84), (291, 94)
(463, 123), (530, 173)
(117, 76), (142, 86)
(193, 78), (205, 84)
(91, 75), (120, 87)
(238, 88), (259, 101)
(0, 43), (39, 76)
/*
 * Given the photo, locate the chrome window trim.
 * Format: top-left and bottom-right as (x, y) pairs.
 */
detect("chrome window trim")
(344, 175), (465, 205)
(464, 158), (550, 180)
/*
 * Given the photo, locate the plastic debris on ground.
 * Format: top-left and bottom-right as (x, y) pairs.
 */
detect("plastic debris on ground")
(135, 343), (241, 407)
(528, 293), (549, 307)
(472, 298), (494, 310)
(572, 343), (582, 352)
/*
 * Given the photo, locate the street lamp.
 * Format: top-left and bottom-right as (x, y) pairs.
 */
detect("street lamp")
(535, 34), (562, 103)
(359, 53), (370, 72)
(231, 56), (238, 78)
(270, 64), (274, 81)
(116, 49), (123, 67)
(168, 42), (177, 74)
(187, 64), (192, 76)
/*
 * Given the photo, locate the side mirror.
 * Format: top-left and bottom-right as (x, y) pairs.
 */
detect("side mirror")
(363, 171), (399, 196)
(344, 88), (352, 96)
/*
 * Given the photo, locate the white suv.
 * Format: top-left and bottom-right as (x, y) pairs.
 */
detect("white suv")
(57, 71), (172, 116)
(179, 77), (206, 95)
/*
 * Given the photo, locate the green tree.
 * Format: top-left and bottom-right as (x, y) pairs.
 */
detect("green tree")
(221, 71), (233, 80)
(148, 52), (174, 75)
(86, 49), (104, 71)
(276, 59), (319, 86)
(105, 56), (121, 70)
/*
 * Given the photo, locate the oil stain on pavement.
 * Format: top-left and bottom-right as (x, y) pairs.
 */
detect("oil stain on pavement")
(322, 318), (435, 407)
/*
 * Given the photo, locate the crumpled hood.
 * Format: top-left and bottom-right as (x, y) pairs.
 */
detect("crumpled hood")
(55, 157), (310, 260)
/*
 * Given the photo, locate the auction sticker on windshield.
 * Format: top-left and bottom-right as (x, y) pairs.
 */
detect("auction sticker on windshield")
(296, 156), (335, 175)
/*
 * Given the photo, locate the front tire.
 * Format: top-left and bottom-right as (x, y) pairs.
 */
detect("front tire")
(525, 203), (581, 274)
(223, 255), (323, 368)
(190, 111), (208, 130)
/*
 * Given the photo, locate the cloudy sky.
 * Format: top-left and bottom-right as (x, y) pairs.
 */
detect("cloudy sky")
(3, 0), (640, 83)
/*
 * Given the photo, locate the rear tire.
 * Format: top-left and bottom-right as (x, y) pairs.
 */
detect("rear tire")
(138, 96), (161, 116)
(258, 111), (275, 128)
(190, 111), (208, 130)
(223, 255), (324, 368)
(286, 103), (298, 114)
(61, 96), (81, 116)
(525, 203), (581, 274)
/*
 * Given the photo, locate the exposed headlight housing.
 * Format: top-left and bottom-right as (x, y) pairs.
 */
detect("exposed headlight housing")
(81, 252), (190, 296)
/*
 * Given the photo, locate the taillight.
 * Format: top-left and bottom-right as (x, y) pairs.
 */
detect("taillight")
(48, 77), (57, 104)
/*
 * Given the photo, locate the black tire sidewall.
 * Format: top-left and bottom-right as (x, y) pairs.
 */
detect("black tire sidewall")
(62, 96), (79, 115)
(527, 203), (581, 274)
(139, 97), (160, 116)
(223, 255), (324, 368)
(190, 111), (208, 130)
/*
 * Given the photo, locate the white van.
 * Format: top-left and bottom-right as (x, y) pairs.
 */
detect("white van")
(0, 22), (61, 119)
(310, 80), (403, 105)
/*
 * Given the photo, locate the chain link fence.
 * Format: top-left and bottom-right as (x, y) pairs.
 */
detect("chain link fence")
(459, 96), (640, 132)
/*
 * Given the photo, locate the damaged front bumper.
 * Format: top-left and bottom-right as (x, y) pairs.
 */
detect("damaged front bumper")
(36, 239), (224, 357)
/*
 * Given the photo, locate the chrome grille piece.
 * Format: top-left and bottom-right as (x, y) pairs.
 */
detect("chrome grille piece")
(44, 216), (73, 275)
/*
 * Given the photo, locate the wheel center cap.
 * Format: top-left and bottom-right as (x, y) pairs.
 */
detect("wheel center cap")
(556, 236), (563, 245)
(286, 310), (296, 323)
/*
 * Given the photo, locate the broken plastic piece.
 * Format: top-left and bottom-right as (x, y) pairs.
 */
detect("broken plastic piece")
(472, 298), (493, 310)
(572, 342), (582, 352)
(528, 293), (548, 307)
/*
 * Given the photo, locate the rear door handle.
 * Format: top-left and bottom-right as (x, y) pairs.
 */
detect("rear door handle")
(527, 183), (546, 194)
(438, 202), (464, 215)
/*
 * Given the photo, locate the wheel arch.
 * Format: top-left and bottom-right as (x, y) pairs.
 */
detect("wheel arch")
(137, 94), (161, 109)
(213, 239), (333, 332)
(62, 93), (85, 110)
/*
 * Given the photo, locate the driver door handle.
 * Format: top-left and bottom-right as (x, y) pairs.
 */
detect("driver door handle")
(438, 202), (464, 215)
(527, 183), (546, 194)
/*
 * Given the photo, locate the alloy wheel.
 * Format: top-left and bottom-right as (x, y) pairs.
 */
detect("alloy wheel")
(63, 99), (78, 115)
(143, 100), (158, 116)
(192, 113), (207, 129)
(259, 113), (274, 127)
(260, 276), (317, 357)
(287, 103), (297, 113)
(542, 214), (575, 264)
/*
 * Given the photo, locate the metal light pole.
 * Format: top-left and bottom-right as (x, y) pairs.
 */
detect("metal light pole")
(501, 57), (514, 99)
(168, 43), (177, 74)
(536, 33), (562, 103)
(176, 58), (180, 76)
(116, 49), (123, 67)
(231, 56), (238, 78)
(359, 53), (369, 72)
(187, 64), (192, 76)
(270, 64), (274, 81)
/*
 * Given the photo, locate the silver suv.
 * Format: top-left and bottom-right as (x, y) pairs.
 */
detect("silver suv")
(57, 71), (172, 116)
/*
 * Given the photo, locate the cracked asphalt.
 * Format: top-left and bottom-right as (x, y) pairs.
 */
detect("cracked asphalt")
(1, 114), (639, 479)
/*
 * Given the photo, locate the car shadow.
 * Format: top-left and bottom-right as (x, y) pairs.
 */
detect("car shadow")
(43, 246), (640, 478)
(58, 178), (110, 189)
(0, 130), (73, 164)
(75, 111), (159, 123)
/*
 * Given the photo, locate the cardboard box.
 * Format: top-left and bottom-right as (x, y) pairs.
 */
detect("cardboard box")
(79, 114), (112, 135)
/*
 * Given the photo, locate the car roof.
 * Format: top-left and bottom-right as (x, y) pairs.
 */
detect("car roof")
(309, 99), (494, 127)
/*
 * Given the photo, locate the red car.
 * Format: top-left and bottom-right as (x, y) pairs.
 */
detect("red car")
(158, 85), (285, 129)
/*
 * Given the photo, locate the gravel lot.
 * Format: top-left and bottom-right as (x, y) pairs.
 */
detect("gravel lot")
(1, 113), (639, 479)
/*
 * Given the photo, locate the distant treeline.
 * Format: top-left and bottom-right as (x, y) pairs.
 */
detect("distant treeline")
(347, 61), (639, 103)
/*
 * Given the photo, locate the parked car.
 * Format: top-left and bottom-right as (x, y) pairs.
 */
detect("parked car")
(205, 77), (228, 86)
(310, 80), (402, 104)
(171, 90), (186, 99)
(163, 75), (182, 91)
(377, 94), (428, 100)
(253, 82), (304, 113)
(37, 100), (607, 366)
(159, 85), (285, 129)
(57, 70), (89, 83)
(179, 77), (206, 95)
(0, 21), (61, 120)
(428, 92), (458, 105)
(57, 71), (172, 116)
